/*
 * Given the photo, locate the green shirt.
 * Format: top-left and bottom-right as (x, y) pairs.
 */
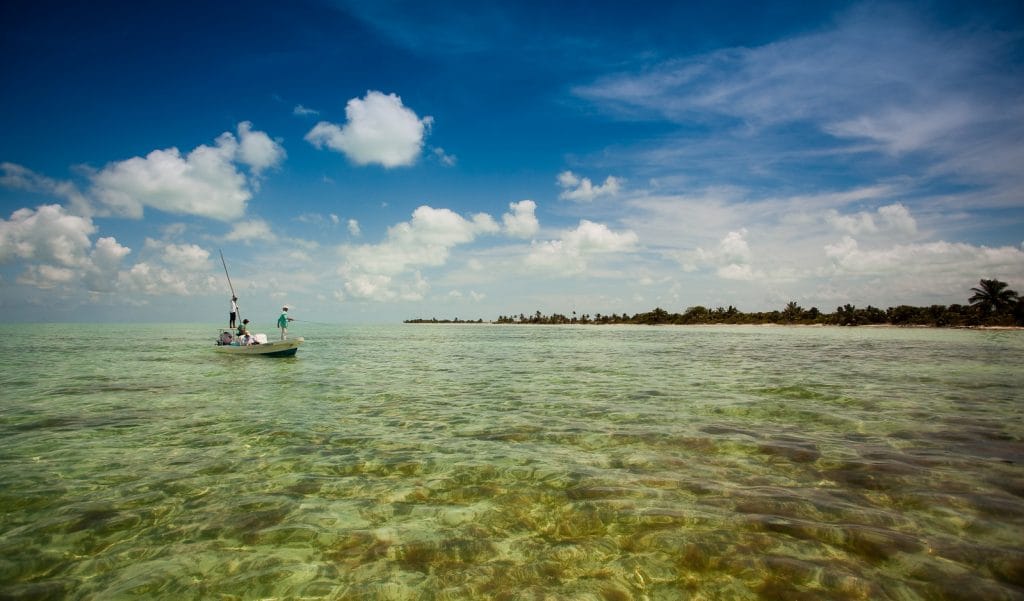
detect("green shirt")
(277, 313), (289, 328)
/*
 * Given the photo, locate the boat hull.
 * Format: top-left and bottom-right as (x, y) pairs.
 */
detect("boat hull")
(214, 337), (304, 357)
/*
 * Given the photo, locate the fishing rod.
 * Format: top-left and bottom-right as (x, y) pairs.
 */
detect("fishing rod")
(219, 249), (240, 323)
(288, 318), (333, 326)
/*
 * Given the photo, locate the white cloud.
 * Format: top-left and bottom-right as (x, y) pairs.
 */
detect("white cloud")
(17, 264), (77, 289)
(116, 240), (219, 297)
(345, 273), (393, 300)
(0, 204), (133, 292)
(0, 204), (96, 267)
(574, 6), (1024, 208)
(877, 203), (917, 235)
(557, 170), (623, 202)
(91, 236), (131, 267)
(575, 8), (999, 138)
(90, 122), (283, 220)
(226, 218), (275, 243)
(161, 243), (210, 272)
(824, 237), (1024, 277)
(293, 104), (319, 116)
(343, 271), (429, 302)
(236, 121), (286, 175)
(525, 219), (638, 274)
(118, 262), (186, 296)
(825, 103), (976, 155)
(432, 147), (457, 166)
(826, 203), (917, 236)
(347, 218), (361, 236)
(340, 205), (500, 300)
(84, 236), (132, 292)
(717, 263), (756, 281)
(563, 220), (638, 253)
(305, 91), (431, 168)
(525, 239), (577, 273)
(501, 199), (539, 238)
(827, 211), (878, 236)
(692, 229), (760, 281)
(716, 229), (751, 264)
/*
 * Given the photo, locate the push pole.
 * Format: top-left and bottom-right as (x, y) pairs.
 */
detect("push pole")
(219, 249), (240, 323)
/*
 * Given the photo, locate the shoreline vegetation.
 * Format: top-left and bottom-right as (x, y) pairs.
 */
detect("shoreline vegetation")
(405, 279), (1024, 328)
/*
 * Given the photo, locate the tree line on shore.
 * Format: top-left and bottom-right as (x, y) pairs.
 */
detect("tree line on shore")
(406, 279), (1024, 327)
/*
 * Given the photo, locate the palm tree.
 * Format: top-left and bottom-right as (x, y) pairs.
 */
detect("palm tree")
(969, 279), (1018, 316)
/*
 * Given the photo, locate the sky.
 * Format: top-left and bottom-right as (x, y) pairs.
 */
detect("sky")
(2, 0), (1023, 324)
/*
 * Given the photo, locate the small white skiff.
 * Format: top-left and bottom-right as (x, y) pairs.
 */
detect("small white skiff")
(215, 252), (304, 357)
(214, 331), (304, 357)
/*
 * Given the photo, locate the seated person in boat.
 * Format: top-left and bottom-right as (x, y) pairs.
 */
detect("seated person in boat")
(236, 319), (251, 337)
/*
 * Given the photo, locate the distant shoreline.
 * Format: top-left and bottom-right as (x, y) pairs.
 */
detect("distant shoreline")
(404, 302), (1024, 329)
(403, 320), (1024, 330)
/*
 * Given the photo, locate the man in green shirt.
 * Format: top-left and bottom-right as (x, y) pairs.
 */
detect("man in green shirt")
(277, 307), (293, 340)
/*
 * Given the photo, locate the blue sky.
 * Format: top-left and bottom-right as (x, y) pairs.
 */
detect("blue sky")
(2, 0), (1023, 324)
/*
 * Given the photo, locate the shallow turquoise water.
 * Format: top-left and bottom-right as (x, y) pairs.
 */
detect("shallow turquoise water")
(1, 324), (1022, 600)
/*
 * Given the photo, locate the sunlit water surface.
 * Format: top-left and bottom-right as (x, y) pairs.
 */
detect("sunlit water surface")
(1, 324), (1022, 600)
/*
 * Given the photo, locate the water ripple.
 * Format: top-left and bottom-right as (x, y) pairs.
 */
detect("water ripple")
(1, 324), (1023, 599)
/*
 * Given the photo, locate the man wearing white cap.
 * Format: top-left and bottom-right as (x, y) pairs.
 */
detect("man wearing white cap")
(277, 306), (293, 340)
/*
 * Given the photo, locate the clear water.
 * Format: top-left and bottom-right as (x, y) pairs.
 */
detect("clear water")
(1, 324), (1022, 600)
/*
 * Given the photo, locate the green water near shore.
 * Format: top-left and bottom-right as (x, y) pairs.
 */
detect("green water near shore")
(1, 324), (1022, 600)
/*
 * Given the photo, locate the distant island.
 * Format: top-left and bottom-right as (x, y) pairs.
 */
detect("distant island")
(405, 279), (1024, 328)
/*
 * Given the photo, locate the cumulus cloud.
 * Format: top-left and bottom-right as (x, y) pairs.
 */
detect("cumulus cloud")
(501, 200), (539, 238)
(344, 272), (429, 302)
(717, 263), (755, 281)
(826, 203), (917, 236)
(117, 239), (219, 297)
(804, 233), (1024, 307)
(716, 229), (751, 264)
(84, 236), (132, 292)
(90, 122), (284, 220)
(226, 218), (275, 243)
(525, 219), (638, 274)
(557, 170), (623, 202)
(0, 204), (131, 291)
(118, 262), (185, 296)
(347, 219), (361, 236)
(693, 229), (759, 280)
(877, 203), (917, 235)
(91, 236), (132, 268)
(824, 237), (1024, 277)
(0, 208), (217, 296)
(161, 242), (210, 271)
(236, 121), (286, 175)
(305, 91), (431, 168)
(0, 204), (96, 267)
(340, 205), (500, 300)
